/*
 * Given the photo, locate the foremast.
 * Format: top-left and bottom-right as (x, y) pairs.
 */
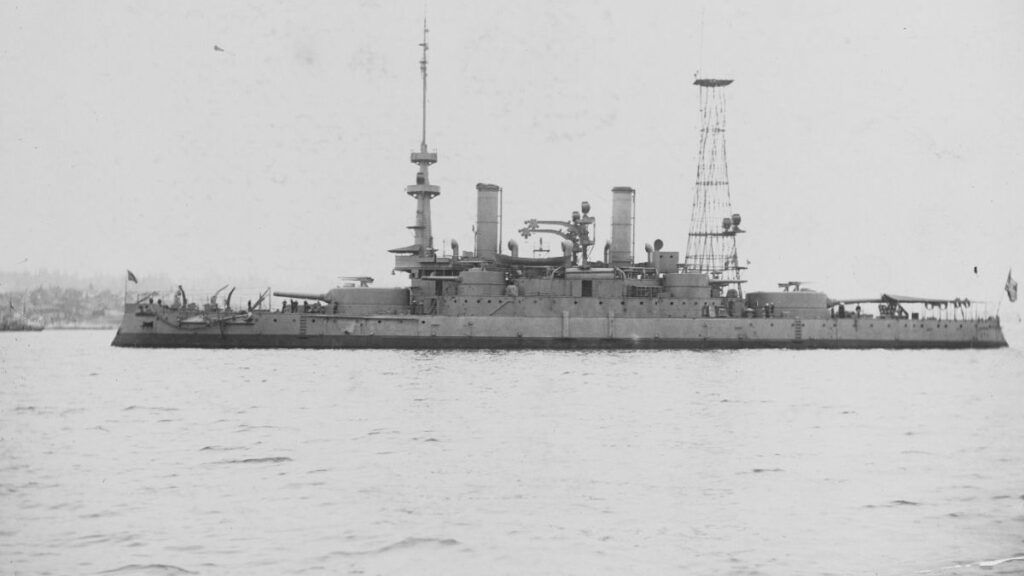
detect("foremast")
(393, 20), (441, 270)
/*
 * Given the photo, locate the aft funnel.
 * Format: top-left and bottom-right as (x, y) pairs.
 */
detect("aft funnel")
(610, 186), (635, 267)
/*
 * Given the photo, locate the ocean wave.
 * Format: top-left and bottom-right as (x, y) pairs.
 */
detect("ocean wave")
(70, 532), (137, 547)
(99, 564), (197, 575)
(864, 499), (921, 508)
(924, 555), (1024, 573)
(217, 457), (292, 465)
(329, 537), (460, 557)
(198, 445), (247, 452)
(978, 556), (1024, 568)
(235, 424), (294, 432)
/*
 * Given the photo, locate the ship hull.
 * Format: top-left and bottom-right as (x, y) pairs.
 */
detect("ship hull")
(111, 333), (1006, 349)
(112, 310), (1007, 350)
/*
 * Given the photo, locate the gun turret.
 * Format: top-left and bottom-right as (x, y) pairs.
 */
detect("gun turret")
(273, 291), (332, 303)
(273, 286), (410, 315)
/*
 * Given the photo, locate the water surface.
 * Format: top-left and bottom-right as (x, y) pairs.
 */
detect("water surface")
(2, 329), (1023, 575)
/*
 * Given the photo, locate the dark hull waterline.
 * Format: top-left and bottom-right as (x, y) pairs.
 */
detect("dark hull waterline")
(112, 332), (1006, 350)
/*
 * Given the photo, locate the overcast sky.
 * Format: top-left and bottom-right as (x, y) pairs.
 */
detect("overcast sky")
(2, 0), (1022, 303)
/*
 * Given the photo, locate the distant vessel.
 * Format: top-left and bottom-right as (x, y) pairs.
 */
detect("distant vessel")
(2, 304), (44, 332)
(112, 26), (1006, 349)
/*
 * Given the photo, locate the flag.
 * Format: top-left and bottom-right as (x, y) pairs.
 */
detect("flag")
(1006, 269), (1018, 303)
(127, 269), (138, 284)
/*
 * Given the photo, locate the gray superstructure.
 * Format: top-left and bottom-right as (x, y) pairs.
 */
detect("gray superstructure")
(111, 26), (1007, 350)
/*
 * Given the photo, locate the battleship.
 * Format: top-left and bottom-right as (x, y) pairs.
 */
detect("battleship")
(112, 27), (1006, 350)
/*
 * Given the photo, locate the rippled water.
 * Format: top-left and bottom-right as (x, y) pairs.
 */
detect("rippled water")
(2, 329), (1024, 575)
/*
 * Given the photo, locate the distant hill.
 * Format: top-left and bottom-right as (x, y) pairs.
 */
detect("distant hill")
(0, 269), (124, 293)
(0, 268), (277, 328)
(0, 268), (272, 293)
(2, 286), (122, 328)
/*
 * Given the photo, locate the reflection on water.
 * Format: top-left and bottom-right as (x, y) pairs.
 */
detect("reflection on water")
(2, 330), (1023, 575)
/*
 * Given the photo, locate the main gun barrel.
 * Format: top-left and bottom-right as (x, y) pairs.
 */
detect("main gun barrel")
(273, 291), (331, 302)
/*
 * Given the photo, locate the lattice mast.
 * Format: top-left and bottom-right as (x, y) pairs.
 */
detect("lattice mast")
(683, 78), (744, 292)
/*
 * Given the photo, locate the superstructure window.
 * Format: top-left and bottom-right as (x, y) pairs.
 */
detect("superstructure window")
(582, 280), (593, 297)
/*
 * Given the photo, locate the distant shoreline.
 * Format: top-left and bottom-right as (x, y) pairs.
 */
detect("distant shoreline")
(46, 324), (118, 331)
